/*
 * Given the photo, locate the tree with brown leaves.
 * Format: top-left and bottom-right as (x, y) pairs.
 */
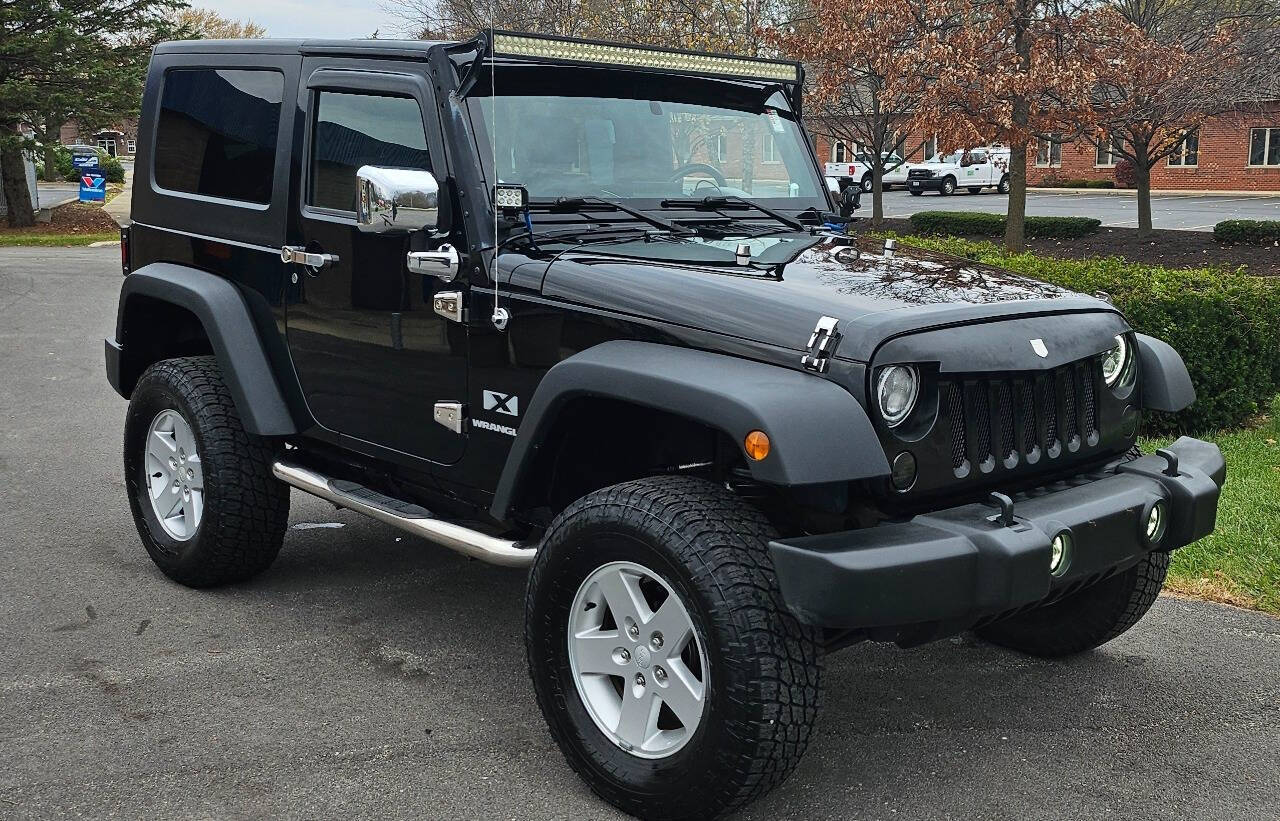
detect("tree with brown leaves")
(176, 7), (267, 39)
(763, 0), (964, 225)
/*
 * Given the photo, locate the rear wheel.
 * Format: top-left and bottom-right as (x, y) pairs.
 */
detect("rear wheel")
(526, 476), (822, 819)
(976, 551), (1169, 658)
(939, 176), (956, 195)
(997, 174), (1011, 194)
(860, 174), (873, 193)
(124, 356), (289, 587)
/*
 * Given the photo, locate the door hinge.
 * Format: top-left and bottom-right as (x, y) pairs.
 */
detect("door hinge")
(433, 291), (465, 323)
(433, 401), (466, 434)
(280, 246), (339, 268)
(801, 315), (840, 373)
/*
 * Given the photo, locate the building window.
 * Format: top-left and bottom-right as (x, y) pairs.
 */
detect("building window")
(922, 135), (937, 161)
(762, 133), (778, 164)
(1168, 131), (1198, 166)
(1095, 134), (1123, 167)
(831, 140), (848, 163)
(1248, 127), (1280, 166)
(154, 68), (284, 205)
(1035, 135), (1062, 167)
(713, 134), (727, 163)
(127, 140), (136, 154)
(309, 91), (431, 212)
(97, 138), (116, 156)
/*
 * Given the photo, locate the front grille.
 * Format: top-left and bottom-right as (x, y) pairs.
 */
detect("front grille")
(941, 358), (1101, 477)
(908, 168), (934, 179)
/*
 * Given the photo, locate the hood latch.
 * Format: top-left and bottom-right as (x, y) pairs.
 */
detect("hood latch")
(801, 315), (840, 373)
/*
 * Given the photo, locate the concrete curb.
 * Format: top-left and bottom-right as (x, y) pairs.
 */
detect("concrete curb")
(1030, 187), (1280, 198)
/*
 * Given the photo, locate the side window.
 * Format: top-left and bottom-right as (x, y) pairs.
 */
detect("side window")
(309, 91), (431, 212)
(154, 68), (284, 204)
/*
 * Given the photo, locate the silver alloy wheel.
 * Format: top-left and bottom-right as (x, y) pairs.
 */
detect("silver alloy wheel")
(144, 409), (204, 541)
(567, 560), (709, 759)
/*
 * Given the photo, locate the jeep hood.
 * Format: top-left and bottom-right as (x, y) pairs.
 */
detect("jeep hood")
(535, 234), (1121, 363)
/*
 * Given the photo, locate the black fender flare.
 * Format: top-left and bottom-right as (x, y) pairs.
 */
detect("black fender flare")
(107, 263), (298, 436)
(490, 341), (888, 520)
(1135, 333), (1195, 412)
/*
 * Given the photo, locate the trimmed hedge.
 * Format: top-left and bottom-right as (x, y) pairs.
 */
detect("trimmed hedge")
(909, 211), (1101, 239)
(1214, 219), (1280, 245)
(887, 234), (1280, 434)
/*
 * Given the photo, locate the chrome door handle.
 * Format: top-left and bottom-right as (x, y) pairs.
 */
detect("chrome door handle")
(407, 244), (460, 282)
(280, 246), (339, 268)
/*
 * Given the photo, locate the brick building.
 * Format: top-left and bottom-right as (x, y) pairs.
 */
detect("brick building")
(810, 100), (1280, 192)
(59, 119), (139, 157)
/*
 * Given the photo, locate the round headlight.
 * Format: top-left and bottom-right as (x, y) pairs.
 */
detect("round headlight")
(1102, 334), (1131, 387)
(877, 365), (920, 428)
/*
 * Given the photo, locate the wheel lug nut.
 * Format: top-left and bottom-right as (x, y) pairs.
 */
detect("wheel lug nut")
(169, 457), (178, 469)
(650, 632), (663, 650)
(635, 673), (645, 687)
(628, 623), (639, 639)
(654, 666), (666, 682)
(186, 468), (194, 480)
(619, 649), (631, 663)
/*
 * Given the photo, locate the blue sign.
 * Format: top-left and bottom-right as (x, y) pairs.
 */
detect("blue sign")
(79, 172), (106, 202)
(72, 154), (100, 171)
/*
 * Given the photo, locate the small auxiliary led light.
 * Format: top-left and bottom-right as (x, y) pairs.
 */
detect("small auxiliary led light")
(494, 183), (529, 214)
(491, 32), (801, 84)
(1146, 501), (1168, 544)
(1049, 532), (1073, 576)
(744, 430), (771, 461)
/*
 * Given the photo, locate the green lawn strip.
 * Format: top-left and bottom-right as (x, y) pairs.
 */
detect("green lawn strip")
(1141, 394), (1280, 615)
(0, 233), (118, 247)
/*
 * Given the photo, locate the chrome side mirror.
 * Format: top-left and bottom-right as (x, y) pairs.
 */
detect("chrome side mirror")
(356, 166), (441, 234)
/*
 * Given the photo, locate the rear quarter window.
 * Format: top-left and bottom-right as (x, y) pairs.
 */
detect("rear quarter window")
(153, 68), (284, 205)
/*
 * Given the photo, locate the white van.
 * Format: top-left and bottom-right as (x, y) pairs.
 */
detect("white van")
(906, 146), (1011, 196)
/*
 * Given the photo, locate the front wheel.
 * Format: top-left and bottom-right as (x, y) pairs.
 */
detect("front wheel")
(939, 176), (956, 195)
(526, 477), (822, 819)
(860, 175), (873, 193)
(976, 551), (1169, 657)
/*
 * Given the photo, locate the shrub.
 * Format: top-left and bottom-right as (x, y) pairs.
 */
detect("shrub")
(1062, 179), (1090, 188)
(41, 145), (124, 183)
(1114, 159), (1136, 188)
(1085, 180), (1115, 189)
(99, 154), (125, 183)
(888, 234), (1280, 434)
(1214, 220), (1280, 245)
(908, 211), (1101, 239)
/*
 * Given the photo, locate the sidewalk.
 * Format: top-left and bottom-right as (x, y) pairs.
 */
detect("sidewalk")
(103, 162), (132, 227)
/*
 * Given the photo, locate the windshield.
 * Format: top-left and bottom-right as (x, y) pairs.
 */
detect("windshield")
(467, 66), (825, 207)
(932, 152), (963, 164)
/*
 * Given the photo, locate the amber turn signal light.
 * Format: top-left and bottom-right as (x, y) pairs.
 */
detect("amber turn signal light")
(744, 430), (771, 461)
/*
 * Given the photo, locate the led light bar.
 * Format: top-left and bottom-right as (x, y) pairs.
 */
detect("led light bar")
(491, 32), (800, 84)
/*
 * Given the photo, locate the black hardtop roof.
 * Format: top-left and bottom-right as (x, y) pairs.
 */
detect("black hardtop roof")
(154, 38), (455, 59)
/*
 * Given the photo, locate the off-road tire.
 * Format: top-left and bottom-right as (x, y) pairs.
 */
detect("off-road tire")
(124, 356), (289, 587)
(997, 174), (1011, 194)
(976, 550), (1169, 658)
(939, 176), (956, 195)
(526, 476), (822, 820)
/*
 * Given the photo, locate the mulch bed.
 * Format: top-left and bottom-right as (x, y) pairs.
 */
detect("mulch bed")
(863, 218), (1280, 277)
(0, 203), (119, 236)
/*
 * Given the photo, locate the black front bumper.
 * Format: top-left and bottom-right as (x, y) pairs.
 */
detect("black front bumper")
(769, 437), (1224, 632)
(907, 176), (944, 191)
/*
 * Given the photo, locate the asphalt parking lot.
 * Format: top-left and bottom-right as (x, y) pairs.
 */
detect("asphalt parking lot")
(879, 188), (1280, 231)
(2, 246), (1278, 820)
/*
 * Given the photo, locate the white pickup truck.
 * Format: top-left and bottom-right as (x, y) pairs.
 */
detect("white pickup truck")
(906, 147), (1011, 196)
(824, 152), (911, 192)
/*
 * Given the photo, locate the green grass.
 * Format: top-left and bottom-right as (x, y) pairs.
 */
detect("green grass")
(1143, 394), (1280, 615)
(0, 233), (118, 247)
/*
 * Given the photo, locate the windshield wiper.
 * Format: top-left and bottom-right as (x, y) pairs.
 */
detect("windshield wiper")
(658, 195), (804, 232)
(534, 196), (694, 236)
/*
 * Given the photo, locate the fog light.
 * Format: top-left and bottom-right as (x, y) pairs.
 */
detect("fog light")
(1049, 532), (1073, 576)
(890, 451), (917, 491)
(1146, 501), (1168, 544)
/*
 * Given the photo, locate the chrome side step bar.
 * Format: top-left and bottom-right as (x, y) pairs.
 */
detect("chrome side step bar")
(272, 461), (536, 568)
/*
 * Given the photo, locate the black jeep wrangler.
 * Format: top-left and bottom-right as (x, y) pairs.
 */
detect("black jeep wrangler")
(105, 31), (1224, 819)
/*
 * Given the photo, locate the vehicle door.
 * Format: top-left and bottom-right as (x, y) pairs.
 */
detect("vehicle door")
(285, 60), (467, 465)
(961, 150), (990, 185)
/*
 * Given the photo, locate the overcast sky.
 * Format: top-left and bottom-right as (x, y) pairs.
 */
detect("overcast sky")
(198, 0), (412, 39)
